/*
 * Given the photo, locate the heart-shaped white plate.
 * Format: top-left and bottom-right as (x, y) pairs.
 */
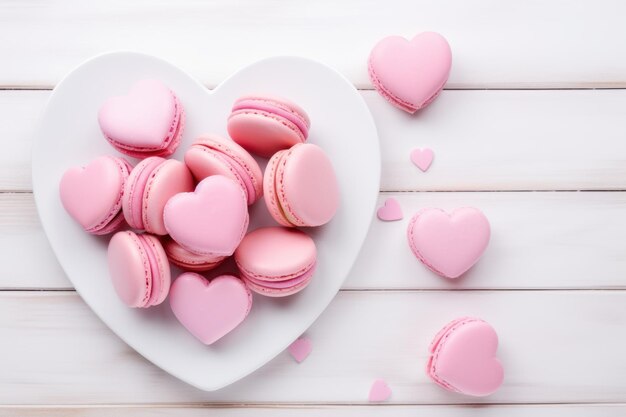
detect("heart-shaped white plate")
(32, 52), (380, 391)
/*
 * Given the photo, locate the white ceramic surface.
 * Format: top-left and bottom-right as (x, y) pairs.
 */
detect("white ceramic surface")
(32, 52), (380, 391)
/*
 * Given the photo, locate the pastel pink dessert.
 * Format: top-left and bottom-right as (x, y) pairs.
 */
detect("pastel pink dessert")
(407, 207), (490, 279)
(184, 134), (263, 205)
(227, 95), (310, 157)
(427, 317), (504, 397)
(98, 79), (185, 158)
(234, 227), (316, 297)
(59, 155), (132, 235)
(107, 231), (171, 308)
(368, 32), (452, 113)
(162, 237), (226, 272)
(169, 273), (252, 345)
(164, 175), (249, 256)
(264, 143), (339, 227)
(122, 156), (194, 236)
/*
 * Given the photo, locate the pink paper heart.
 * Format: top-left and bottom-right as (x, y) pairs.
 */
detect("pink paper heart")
(169, 273), (252, 345)
(407, 207), (490, 279)
(368, 379), (392, 402)
(368, 32), (452, 113)
(377, 198), (403, 221)
(288, 337), (312, 363)
(98, 79), (177, 149)
(164, 176), (249, 256)
(410, 148), (434, 172)
(428, 318), (503, 396)
(59, 156), (127, 232)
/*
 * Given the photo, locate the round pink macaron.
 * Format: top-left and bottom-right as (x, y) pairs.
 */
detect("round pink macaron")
(59, 155), (132, 235)
(122, 156), (194, 236)
(184, 134), (263, 205)
(234, 227), (317, 297)
(162, 236), (226, 272)
(98, 79), (185, 158)
(227, 95), (310, 157)
(264, 143), (339, 227)
(107, 231), (171, 308)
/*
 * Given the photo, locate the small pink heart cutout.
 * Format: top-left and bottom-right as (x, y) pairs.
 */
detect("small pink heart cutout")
(407, 207), (490, 279)
(428, 318), (503, 396)
(164, 175), (249, 256)
(368, 32), (452, 113)
(288, 337), (312, 363)
(169, 273), (252, 345)
(377, 197), (403, 221)
(369, 379), (392, 402)
(410, 148), (434, 172)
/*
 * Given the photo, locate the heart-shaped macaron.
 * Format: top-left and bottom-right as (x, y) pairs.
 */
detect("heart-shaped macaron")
(59, 155), (131, 234)
(169, 273), (252, 345)
(164, 175), (249, 256)
(98, 79), (184, 158)
(407, 207), (490, 279)
(368, 32), (452, 113)
(427, 318), (504, 396)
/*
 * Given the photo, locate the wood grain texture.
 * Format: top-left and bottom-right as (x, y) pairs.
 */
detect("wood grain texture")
(3, 89), (626, 192)
(3, 191), (625, 290)
(1, 291), (625, 404)
(1, 405), (624, 417)
(1, 0), (626, 88)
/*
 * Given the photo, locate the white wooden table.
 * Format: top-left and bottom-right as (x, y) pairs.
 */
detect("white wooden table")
(2, 1), (626, 415)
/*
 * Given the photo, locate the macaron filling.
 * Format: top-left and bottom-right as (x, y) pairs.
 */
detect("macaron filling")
(232, 99), (309, 138)
(125, 157), (164, 230)
(140, 234), (163, 307)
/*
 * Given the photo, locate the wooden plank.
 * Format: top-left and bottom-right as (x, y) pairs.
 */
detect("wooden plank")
(3, 191), (625, 290)
(1, 291), (625, 404)
(0, 404), (624, 417)
(1, 1), (626, 88)
(4, 89), (626, 192)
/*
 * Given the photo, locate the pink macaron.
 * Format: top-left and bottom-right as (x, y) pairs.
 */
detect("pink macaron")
(59, 155), (132, 235)
(107, 231), (171, 308)
(164, 175), (249, 256)
(122, 156), (194, 236)
(162, 236), (226, 272)
(264, 143), (339, 227)
(98, 79), (185, 158)
(234, 227), (317, 297)
(427, 317), (504, 397)
(184, 134), (263, 205)
(368, 32), (452, 113)
(227, 95), (310, 157)
(170, 272), (252, 345)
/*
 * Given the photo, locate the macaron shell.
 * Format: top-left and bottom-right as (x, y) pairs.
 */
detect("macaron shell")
(163, 237), (226, 271)
(232, 97), (310, 137)
(143, 159), (194, 235)
(184, 135), (262, 205)
(235, 227), (317, 281)
(107, 231), (152, 308)
(227, 110), (305, 158)
(428, 318), (504, 397)
(262, 150), (293, 227)
(140, 234), (171, 306)
(277, 144), (339, 227)
(59, 155), (131, 234)
(123, 156), (164, 230)
(169, 273), (253, 345)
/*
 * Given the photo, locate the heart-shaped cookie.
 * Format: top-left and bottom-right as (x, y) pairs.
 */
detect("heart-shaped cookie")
(164, 175), (249, 256)
(407, 207), (490, 278)
(59, 155), (131, 234)
(33, 52), (379, 391)
(427, 317), (504, 396)
(98, 79), (184, 158)
(368, 32), (452, 113)
(170, 273), (252, 345)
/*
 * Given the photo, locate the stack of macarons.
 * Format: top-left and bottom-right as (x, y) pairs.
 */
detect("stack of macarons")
(59, 78), (339, 345)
